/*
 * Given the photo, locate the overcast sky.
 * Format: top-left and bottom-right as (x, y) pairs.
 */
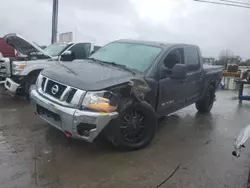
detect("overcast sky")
(1, 0), (250, 59)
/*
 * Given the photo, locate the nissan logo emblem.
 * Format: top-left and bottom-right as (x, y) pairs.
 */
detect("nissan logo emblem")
(51, 85), (59, 95)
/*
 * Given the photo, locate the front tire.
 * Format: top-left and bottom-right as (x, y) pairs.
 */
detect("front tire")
(24, 75), (37, 98)
(105, 99), (157, 150)
(196, 85), (215, 113)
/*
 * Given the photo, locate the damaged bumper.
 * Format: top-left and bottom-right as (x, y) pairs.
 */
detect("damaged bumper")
(5, 78), (21, 93)
(30, 86), (118, 142)
(4, 76), (26, 94)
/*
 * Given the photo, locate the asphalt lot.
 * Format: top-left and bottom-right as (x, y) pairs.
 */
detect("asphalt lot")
(1, 86), (250, 188)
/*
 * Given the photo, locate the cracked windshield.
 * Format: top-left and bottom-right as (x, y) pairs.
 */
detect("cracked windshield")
(1, 0), (250, 187)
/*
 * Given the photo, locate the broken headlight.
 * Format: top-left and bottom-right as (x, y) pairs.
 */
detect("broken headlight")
(82, 91), (119, 113)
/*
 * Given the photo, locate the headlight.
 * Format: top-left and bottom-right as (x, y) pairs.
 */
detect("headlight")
(12, 62), (26, 75)
(82, 91), (119, 113)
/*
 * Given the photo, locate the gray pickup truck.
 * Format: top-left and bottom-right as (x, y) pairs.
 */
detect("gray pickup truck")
(0, 34), (100, 96)
(30, 40), (223, 150)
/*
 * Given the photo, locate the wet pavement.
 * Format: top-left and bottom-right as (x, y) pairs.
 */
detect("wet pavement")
(1, 86), (250, 188)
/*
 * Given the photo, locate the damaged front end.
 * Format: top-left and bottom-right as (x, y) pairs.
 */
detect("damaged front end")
(72, 76), (152, 141)
(30, 73), (152, 143)
(107, 76), (151, 103)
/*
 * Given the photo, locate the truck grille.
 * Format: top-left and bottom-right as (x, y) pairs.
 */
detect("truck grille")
(0, 58), (11, 77)
(38, 76), (85, 106)
(45, 80), (67, 99)
(0, 60), (6, 76)
(41, 77), (46, 89)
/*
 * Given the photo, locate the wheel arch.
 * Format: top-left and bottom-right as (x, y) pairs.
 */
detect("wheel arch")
(26, 69), (42, 78)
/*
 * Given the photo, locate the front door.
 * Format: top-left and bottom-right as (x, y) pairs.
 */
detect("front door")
(157, 47), (187, 116)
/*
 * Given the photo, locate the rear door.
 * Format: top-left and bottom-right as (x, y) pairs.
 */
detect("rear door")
(157, 47), (187, 116)
(185, 46), (203, 103)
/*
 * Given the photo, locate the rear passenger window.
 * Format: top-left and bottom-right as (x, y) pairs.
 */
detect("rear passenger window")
(185, 47), (200, 71)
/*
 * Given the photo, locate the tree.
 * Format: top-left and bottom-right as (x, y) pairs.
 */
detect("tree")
(239, 59), (250, 66)
(217, 50), (241, 68)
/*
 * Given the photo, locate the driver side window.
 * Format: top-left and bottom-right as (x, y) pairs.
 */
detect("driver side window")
(162, 48), (184, 76)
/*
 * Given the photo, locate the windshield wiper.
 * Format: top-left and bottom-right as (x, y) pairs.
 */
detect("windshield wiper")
(86, 57), (104, 65)
(103, 61), (135, 75)
(87, 58), (135, 75)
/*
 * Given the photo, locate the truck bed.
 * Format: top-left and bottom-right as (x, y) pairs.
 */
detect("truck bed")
(203, 64), (224, 74)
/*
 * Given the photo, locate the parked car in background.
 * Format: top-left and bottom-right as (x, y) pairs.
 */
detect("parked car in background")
(0, 57), (11, 81)
(0, 52), (3, 81)
(1, 33), (99, 96)
(0, 38), (19, 80)
(93, 45), (101, 52)
(30, 39), (223, 150)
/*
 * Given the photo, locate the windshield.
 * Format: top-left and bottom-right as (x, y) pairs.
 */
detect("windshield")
(90, 42), (162, 72)
(44, 43), (69, 57)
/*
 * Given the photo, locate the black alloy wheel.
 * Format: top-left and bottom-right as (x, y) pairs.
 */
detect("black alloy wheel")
(121, 109), (147, 144)
(104, 100), (157, 150)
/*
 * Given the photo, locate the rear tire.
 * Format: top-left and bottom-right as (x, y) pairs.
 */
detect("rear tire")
(104, 99), (157, 151)
(196, 85), (215, 113)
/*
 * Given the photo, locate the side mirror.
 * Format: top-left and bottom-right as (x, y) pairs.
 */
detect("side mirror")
(171, 64), (187, 79)
(60, 50), (74, 61)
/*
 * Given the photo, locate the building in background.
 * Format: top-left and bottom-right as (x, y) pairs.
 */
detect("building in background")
(58, 32), (73, 43)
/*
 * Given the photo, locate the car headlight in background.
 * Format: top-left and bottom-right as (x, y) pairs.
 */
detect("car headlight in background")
(12, 62), (26, 75)
(82, 91), (119, 113)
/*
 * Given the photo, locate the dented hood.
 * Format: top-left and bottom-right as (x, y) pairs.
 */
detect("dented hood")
(42, 60), (135, 91)
(3, 33), (51, 58)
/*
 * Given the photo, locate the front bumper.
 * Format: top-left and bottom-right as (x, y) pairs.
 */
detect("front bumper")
(5, 78), (20, 93)
(30, 86), (118, 142)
